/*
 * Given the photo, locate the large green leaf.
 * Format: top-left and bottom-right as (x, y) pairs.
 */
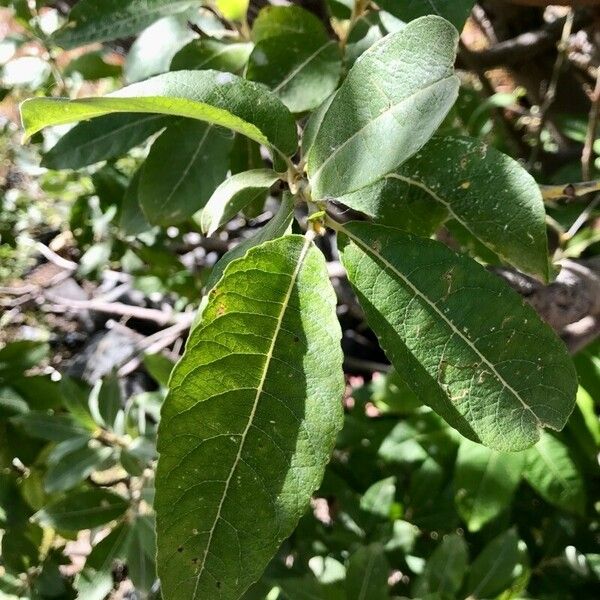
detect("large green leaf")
(200, 169), (280, 236)
(11, 411), (93, 442)
(378, 0), (475, 31)
(205, 192), (295, 290)
(523, 432), (585, 514)
(454, 439), (524, 531)
(337, 136), (549, 280)
(155, 235), (344, 599)
(52, 0), (200, 49)
(307, 16), (459, 199)
(336, 221), (577, 451)
(139, 120), (233, 225)
(42, 114), (170, 170)
(33, 489), (128, 531)
(21, 70), (298, 157)
(247, 35), (342, 114)
(346, 544), (389, 600)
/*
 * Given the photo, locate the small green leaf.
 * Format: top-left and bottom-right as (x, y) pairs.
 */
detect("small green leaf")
(247, 35), (342, 114)
(143, 353), (175, 387)
(171, 39), (252, 73)
(337, 136), (550, 280)
(307, 16), (459, 199)
(216, 0), (248, 21)
(155, 235), (344, 600)
(200, 169), (280, 235)
(466, 529), (523, 599)
(205, 191), (295, 290)
(413, 534), (468, 598)
(454, 439), (525, 531)
(21, 70), (298, 157)
(360, 477), (396, 520)
(120, 170), (152, 237)
(378, 0), (475, 31)
(44, 444), (113, 493)
(346, 544), (389, 600)
(52, 0), (200, 49)
(251, 5), (327, 42)
(42, 114), (170, 170)
(139, 120), (233, 225)
(97, 372), (122, 429)
(337, 221), (577, 451)
(127, 515), (157, 591)
(11, 411), (92, 441)
(33, 489), (128, 531)
(64, 51), (122, 80)
(523, 432), (585, 514)
(0, 341), (48, 382)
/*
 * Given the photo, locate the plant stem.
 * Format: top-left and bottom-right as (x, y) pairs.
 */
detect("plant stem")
(582, 67), (600, 181)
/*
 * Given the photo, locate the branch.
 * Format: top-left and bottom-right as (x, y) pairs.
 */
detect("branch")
(582, 68), (600, 181)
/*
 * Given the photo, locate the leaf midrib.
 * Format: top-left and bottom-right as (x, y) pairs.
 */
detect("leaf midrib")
(339, 223), (542, 427)
(272, 41), (336, 94)
(309, 74), (456, 193)
(192, 235), (312, 596)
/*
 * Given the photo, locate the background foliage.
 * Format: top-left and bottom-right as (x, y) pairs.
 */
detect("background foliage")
(1, 1), (599, 599)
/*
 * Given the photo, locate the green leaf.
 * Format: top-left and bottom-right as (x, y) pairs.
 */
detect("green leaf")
(143, 353), (175, 387)
(337, 136), (550, 280)
(0, 341), (48, 382)
(21, 70), (298, 157)
(64, 51), (122, 80)
(378, 0), (475, 31)
(336, 221), (577, 452)
(33, 489), (128, 531)
(44, 444), (113, 493)
(413, 534), (468, 598)
(171, 39), (252, 73)
(52, 0), (200, 49)
(139, 120), (233, 225)
(127, 516), (157, 591)
(466, 529), (523, 599)
(346, 544), (389, 600)
(251, 5), (327, 42)
(307, 16), (459, 199)
(454, 439), (525, 532)
(11, 411), (92, 441)
(216, 0), (248, 21)
(247, 35), (342, 114)
(302, 92), (335, 158)
(42, 113), (170, 170)
(360, 477), (396, 520)
(155, 235), (344, 599)
(96, 373), (122, 428)
(200, 169), (280, 235)
(120, 170), (152, 237)
(205, 192), (295, 290)
(523, 432), (585, 514)
(124, 14), (195, 83)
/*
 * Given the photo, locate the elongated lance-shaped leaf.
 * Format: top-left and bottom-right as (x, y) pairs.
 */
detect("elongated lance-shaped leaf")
(338, 136), (550, 281)
(52, 0), (200, 49)
(201, 169), (280, 235)
(307, 16), (459, 199)
(42, 114), (171, 170)
(204, 192), (295, 291)
(454, 439), (524, 531)
(155, 235), (344, 600)
(20, 70), (298, 157)
(336, 221), (577, 452)
(139, 120), (233, 225)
